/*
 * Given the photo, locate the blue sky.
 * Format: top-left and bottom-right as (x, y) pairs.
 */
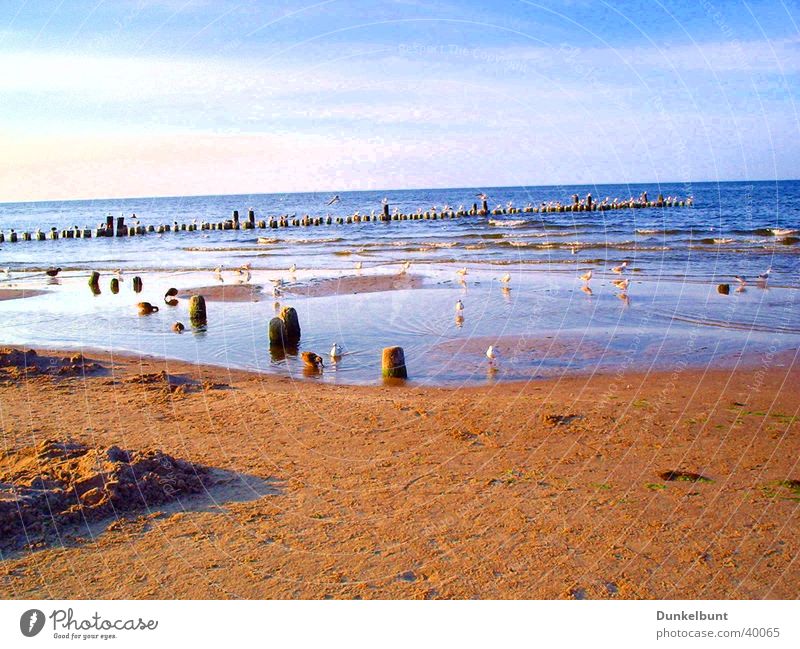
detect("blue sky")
(1, 0), (798, 200)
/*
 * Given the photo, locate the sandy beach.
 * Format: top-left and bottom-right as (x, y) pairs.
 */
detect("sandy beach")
(0, 345), (797, 600)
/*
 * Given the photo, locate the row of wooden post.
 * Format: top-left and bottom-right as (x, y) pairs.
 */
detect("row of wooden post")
(0, 198), (692, 244)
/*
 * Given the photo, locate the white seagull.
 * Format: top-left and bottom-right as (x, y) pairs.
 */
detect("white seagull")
(612, 278), (630, 291)
(355, 261), (363, 270)
(486, 346), (499, 364)
(455, 299), (464, 313)
(612, 261), (628, 274)
(500, 273), (511, 284)
(330, 342), (343, 359)
(399, 260), (411, 275)
(289, 263), (297, 274)
(580, 269), (593, 282)
(456, 267), (468, 278)
(327, 195), (341, 205)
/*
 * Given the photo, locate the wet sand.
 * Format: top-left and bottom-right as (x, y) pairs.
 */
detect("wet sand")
(0, 346), (797, 599)
(177, 284), (263, 302)
(284, 272), (424, 297)
(0, 289), (47, 301)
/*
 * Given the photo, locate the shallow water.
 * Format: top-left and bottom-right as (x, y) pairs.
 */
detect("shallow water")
(0, 180), (798, 385)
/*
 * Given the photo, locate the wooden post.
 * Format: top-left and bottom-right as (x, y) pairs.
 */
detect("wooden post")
(382, 346), (407, 379)
(189, 295), (207, 326)
(132, 276), (143, 293)
(116, 216), (126, 237)
(383, 203), (390, 218)
(248, 209), (255, 226)
(268, 317), (287, 347)
(110, 278), (120, 294)
(279, 306), (301, 343)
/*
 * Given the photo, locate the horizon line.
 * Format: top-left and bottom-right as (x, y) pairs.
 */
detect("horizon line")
(1, 177), (797, 207)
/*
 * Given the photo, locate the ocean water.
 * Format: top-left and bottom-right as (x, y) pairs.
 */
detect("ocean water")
(0, 180), (797, 385)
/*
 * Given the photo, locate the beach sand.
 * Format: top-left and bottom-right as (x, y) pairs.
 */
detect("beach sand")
(0, 289), (46, 301)
(0, 346), (797, 599)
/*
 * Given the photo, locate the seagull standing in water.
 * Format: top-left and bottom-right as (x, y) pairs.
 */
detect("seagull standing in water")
(457, 267), (468, 278)
(455, 299), (464, 314)
(289, 263), (297, 274)
(612, 261), (628, 274)
(580, 269), (593, 283)
(757, 267), (772, 281)
(500, 273), (511, 284)
(486, 346), (499, 365)
(399, 260), (411, 275)
(214, 266), (224, 282)
(330, 343), (343, 360)
(612, 278), (630, 291)
(355, 261), (363, 270)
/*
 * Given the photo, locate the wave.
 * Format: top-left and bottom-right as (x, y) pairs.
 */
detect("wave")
(488, 219), (528, 227)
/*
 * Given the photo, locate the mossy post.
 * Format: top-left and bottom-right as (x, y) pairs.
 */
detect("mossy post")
(189, 294), (207, 326)
(132, 276), (143, 293)
(268, 317), (287, 347)
(279, 306), (301, 344)
(110, 277), (120, 294)
(88, 271), (100, 289)
(382, 346), (407, 379)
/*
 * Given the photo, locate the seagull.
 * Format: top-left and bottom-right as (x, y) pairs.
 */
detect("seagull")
(612, 278), (630, 291)
(456, 267), (468, 278)
(45, 267), (61, 277)
(381, 197), (389, 206)
(327, 195), (341, 206)
(500, 273), (511, 284)
(113, 268), (123, 279)
(270, 278), (285, 287)
(486, 345), (499, 364)
(581, 285), (593, 296)
(2, 267), (9, 278)
(455, 299), (464, 313)
(612, 261), (628, 274)
(289, 263), (297, 274)
(757, 267), (772, 281)
(272, 286), (282, 298)
(579, 269), (593, 282)
(330, 343), (343, 359)
(734, 275), (747, 286)
(239, 268), (251, 283)
(399, 260), (411, 275)
(214, 266), (224, 282)
(355, 261), (363, 270)
(476, 193), (489, 201)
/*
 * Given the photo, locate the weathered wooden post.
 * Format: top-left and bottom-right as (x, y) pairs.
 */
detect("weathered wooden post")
(189, 295), (207, 326)
(268, 317), (287, 347)
(382, 346), (407, 379)
(88, 271), (100, 289)
(248, 209), (255, 226)
(717, 283), (730, 295)
(116, 216), (126, 237)
(279, 306), (301, 343)
(481, 199), (488, 215)
(132, 276), (143, 293)
(383, 203), (390, 219)
(110, 278), (120, 294)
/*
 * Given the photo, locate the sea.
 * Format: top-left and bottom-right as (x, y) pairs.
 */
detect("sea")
(0, 180), (797, 385)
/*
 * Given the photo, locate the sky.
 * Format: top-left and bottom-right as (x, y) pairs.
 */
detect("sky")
(0, 0), (798, 202)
